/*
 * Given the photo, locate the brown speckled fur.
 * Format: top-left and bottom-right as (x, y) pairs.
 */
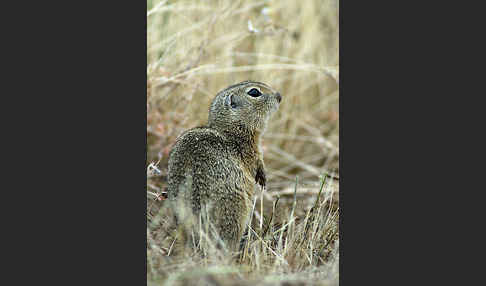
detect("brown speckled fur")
(167, 80), (281, 250)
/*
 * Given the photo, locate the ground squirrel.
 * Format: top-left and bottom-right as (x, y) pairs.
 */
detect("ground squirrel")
(167, 80), (282, 251)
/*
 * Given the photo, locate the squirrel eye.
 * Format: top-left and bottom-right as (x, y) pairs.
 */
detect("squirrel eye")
(247, 88), (261, 97)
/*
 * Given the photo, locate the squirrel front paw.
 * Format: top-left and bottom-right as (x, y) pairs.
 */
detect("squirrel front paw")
(255, 166), (266, 189)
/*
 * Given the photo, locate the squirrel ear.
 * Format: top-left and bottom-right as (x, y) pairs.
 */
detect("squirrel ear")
(225, 94), (236, 108)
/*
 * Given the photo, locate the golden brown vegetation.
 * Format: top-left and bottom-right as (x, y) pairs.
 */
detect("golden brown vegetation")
(147, 0), (339, 285)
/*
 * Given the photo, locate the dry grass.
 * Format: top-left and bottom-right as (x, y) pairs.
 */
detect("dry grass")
(147, 0), (339, 284)
(148, 175), (339, 286)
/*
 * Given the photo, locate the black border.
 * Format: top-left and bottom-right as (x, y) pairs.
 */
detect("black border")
(6, 1), (148, 284)
(341, 1), (485, 284)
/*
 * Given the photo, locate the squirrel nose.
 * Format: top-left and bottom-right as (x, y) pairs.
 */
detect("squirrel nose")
(275, 92), (282, 103)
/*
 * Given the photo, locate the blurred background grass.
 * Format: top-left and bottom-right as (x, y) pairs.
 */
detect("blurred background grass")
(147, 0), (339, 184)
(147, 0), (339, 284)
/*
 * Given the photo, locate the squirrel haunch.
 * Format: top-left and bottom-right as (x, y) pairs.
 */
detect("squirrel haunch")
(167, 80), (281, 250)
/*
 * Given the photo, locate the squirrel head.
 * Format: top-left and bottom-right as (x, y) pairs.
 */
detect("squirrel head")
(208, 80), (282, 134)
